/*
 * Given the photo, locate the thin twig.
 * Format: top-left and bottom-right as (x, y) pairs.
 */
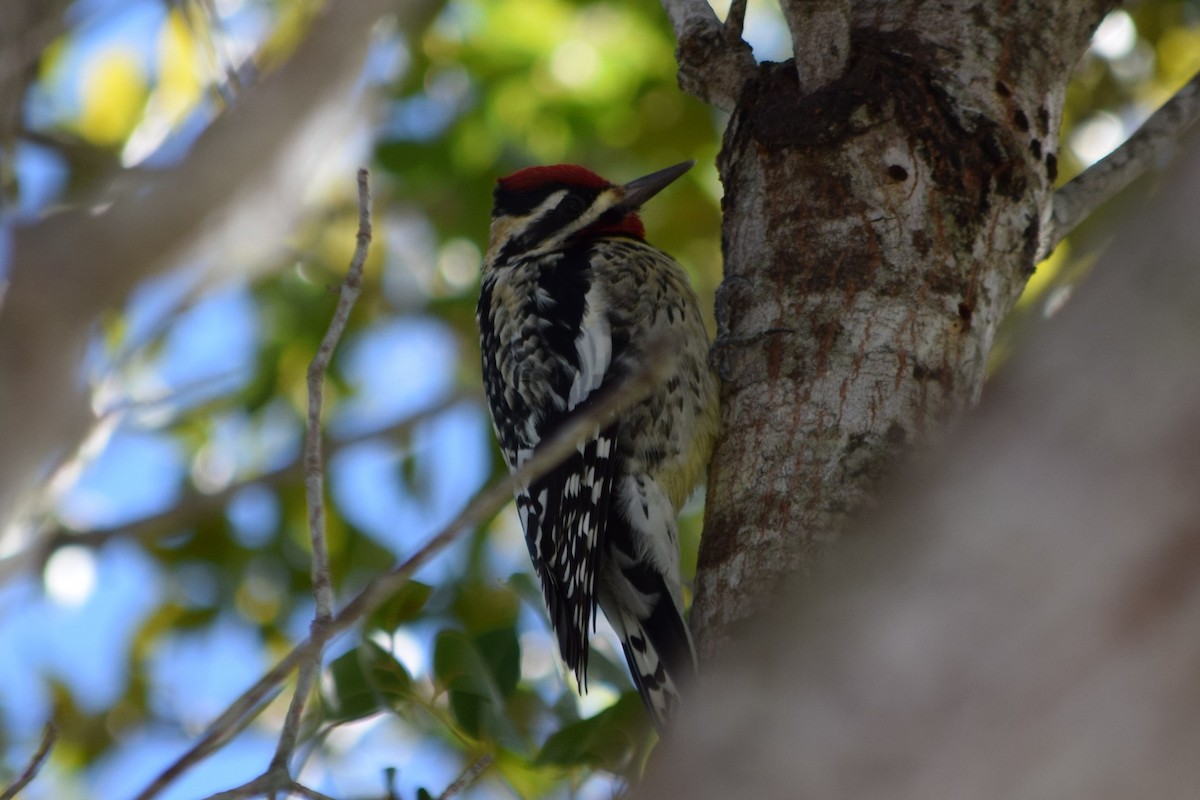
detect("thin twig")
(272, 168), (372, 774)
(1046, 69), (1200, 257)
(0, 723), (56, 800)
(0, 391), (471, 584)
(437, 753), (493, 800)
(132, 333), (677, 800)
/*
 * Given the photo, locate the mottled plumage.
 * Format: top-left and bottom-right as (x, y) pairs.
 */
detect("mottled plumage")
(477, 162), (718, 728)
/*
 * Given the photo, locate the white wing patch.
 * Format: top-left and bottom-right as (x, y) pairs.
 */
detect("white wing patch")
(567, 295), (612, 410)
(615, 474), (684, 612)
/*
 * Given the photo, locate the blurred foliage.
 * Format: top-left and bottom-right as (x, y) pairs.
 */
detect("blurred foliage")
(0, 0), (1197, 798)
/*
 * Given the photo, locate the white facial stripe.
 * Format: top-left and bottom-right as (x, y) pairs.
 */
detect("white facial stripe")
(492, 188), (622, 264)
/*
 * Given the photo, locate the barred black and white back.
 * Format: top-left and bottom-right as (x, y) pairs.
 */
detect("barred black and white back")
(477, 162), (718, 730)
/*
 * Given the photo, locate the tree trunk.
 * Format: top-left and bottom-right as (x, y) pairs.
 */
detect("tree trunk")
(642, 114), (1200, 800)
(694, 1), (1113, 654)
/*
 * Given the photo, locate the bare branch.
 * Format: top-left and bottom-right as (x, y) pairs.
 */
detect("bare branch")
(304, 167), (372, 624)
(270, 169), (372, 775)
(132, 334), (677, 800)
(779, 0), (850, 94)
(199, 767), (335, 800)
(0, 392), (471, 578)
(437, 753), (493, 800)
(0, 722), (55, 800)
(287, 784), (337, 800)
(1046, 69), (1200, 256)
(660, 0), (754, 111)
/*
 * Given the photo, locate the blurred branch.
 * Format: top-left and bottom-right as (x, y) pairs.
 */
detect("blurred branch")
(271, 168), (372, 777)
(131, 332), (679, 800)
(0, 0), (70, 156)
(659, 0), (754, 111)
(437, 753), (493, 800)
(0, 722), (56, 800)
(201, 768), (335, 800)
(0, 0), (403, 536)
(1046, 68), (1200, 256)
(0, 391), (473, 584)
(778, 0), (850, 94)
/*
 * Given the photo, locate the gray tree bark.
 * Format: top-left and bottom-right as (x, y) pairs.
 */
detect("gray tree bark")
(664, 0), (1114, 655)
(640, 112), (1200, 800)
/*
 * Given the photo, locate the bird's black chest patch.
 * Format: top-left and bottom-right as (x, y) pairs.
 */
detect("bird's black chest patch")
(528, 245), (591, 366)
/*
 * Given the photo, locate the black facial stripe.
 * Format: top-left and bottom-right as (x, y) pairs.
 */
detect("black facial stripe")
(494, 186), (604, 263)
(492, 183), (601, 219)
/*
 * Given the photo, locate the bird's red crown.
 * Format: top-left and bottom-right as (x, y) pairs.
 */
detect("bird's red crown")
(497, 164), (611, 192)
(496, 164), (646, 239)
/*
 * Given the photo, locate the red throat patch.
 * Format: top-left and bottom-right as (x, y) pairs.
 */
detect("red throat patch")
(586, 214), (645, 239)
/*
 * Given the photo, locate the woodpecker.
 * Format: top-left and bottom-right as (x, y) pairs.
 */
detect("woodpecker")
(477, 161), (718, 729)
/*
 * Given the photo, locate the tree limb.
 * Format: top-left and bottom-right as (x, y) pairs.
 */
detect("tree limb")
(0, 391), (473, 585)
(436, 753), (493, 800)
(778, 0), (850, 94)
(0, 722), (55, 800)
(131, 334), (678, 800)
(1046, 68), (1200, 256)
(269, 168), (372, 780)
(659, 0), (754, 111)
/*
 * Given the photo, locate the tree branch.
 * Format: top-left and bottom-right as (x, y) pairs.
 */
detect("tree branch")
(0, 0), (424, 535)
(200, 767), (336, 800)
(131, 334), (678, 800)
(0, 392), (472, 586)
(660, 0), (754, 111)
(778, 0), (851, 94)
(269, 168), (372, 779)
(437, 753), (493, 800)
(1046, 69), (1200, 256)
(0, 722), (55, 800)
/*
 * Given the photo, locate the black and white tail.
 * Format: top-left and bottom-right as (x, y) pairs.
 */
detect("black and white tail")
(598, 474), (697, 730)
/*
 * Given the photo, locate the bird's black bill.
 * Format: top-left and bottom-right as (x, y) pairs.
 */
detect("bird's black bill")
(618, 161), (694, 211)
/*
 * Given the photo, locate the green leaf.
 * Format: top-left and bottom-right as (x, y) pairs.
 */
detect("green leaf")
(324, 641), (413, 723)
(369, 580), (434, 633)
(433, 629), (493, 698)
(475, 626), (520, 698)
(452, 581), (519, 632)
(536, 693), (648, 771)
(433, 628), (526, 744)
(449, 691), (486, 738)
(365, 641), (414, 708)
(325, 648), (378, 723)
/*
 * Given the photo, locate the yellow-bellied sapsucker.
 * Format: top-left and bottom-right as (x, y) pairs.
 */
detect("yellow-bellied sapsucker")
(476, 161), (718, 729)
